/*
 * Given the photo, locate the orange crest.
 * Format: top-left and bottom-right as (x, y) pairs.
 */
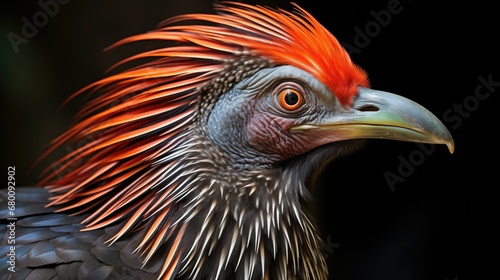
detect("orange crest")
(39, 4), (369, 276)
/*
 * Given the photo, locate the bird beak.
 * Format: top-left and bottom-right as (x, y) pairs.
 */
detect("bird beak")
(293, 87), (455, 153)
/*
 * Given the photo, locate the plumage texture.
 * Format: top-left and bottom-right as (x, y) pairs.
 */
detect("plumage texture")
(1, 2), (373, 280)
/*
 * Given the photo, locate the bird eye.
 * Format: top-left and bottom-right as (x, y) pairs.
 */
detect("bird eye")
(277, 88), (304, 111)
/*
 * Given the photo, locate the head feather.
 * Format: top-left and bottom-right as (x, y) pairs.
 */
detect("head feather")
(40, 2), (367, 277)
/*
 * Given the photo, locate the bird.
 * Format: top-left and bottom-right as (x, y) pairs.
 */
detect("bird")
(1, 2), (454, 280)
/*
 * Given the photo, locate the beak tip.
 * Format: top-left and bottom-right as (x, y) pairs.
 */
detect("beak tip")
(446, 140), (455, 154)
(440, 129), (455, 154)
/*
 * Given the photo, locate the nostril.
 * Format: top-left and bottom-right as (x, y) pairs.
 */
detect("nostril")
(358, 105), (379, 112)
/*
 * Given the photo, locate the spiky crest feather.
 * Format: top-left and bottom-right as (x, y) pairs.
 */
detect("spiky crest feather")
(40, 2), (368, 279)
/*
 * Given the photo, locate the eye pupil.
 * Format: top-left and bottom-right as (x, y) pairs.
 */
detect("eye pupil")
(284, 90), (299, 105)
(277, 87), (303, 111)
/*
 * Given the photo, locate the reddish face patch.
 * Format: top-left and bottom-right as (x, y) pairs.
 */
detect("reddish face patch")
(246, 111), (312, 162)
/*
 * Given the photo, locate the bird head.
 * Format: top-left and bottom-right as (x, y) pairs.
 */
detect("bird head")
(40, 2), (454, 279)
(204, 65), (454, 170)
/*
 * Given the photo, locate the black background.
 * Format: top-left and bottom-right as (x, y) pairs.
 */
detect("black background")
(1, 1), (498, 279)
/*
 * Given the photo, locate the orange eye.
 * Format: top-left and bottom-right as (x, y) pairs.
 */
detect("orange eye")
(277, 88), (303, 111)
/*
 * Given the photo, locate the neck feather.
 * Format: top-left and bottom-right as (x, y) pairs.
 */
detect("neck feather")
(110, 128), (329, 279)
